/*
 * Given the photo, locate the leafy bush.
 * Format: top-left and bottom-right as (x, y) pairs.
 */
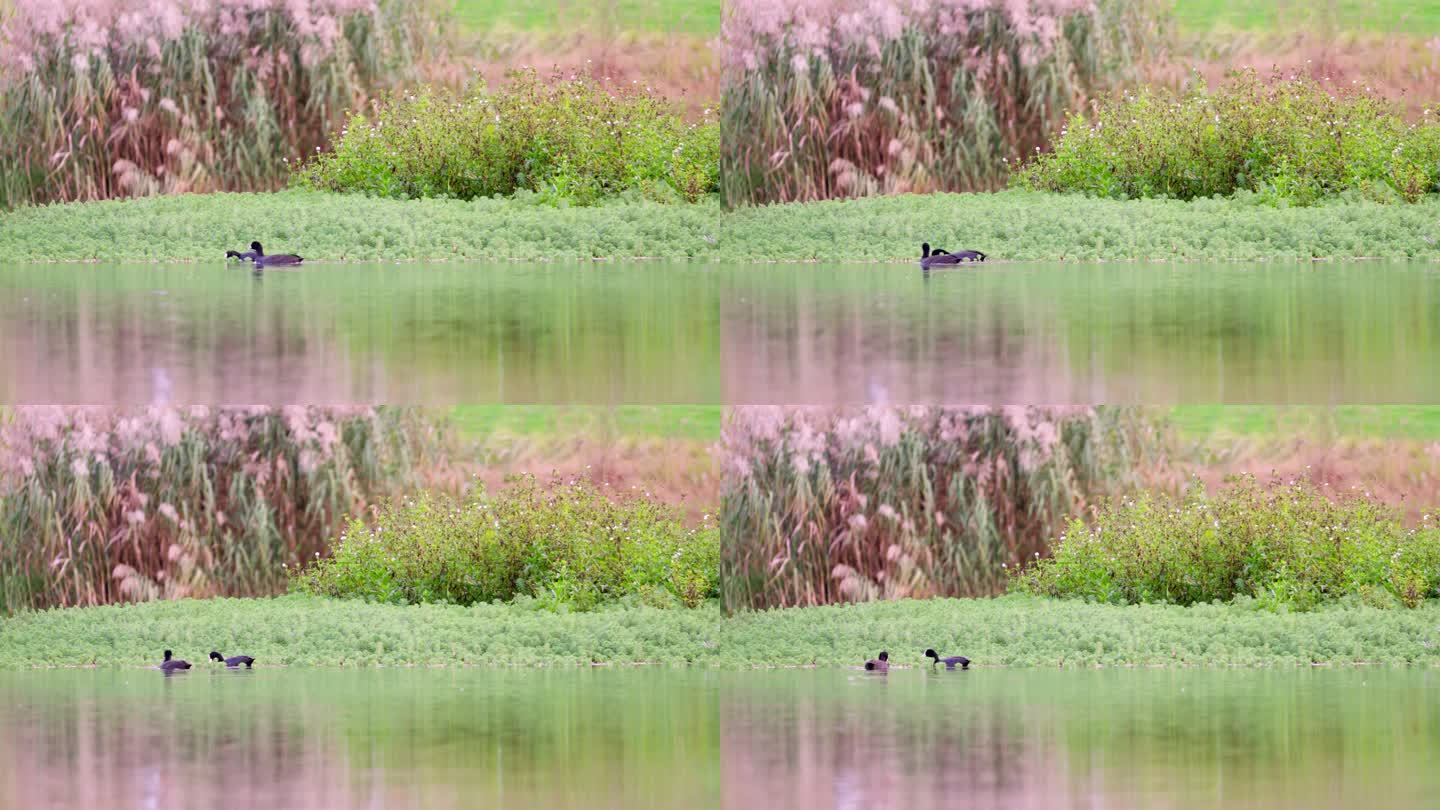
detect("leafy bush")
(292, 474), (719, 610)
(719, 0), (1163, 205)
(0, 407), (441, 613)
(719, 406), (1163, 611)
(294, 68), (720, 204)
(0, 0), (441, 209)
(1013, 475), (1440, 610)
(1014, 69), (1440, 204)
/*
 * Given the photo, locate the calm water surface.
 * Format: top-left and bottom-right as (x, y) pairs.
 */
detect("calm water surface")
(723, 263), (1440, 404)
(6, 262), (1439, 405)
(0, 669), (719, 810)
(722, 668), (1440, 810)
(0, 263), (720, 405)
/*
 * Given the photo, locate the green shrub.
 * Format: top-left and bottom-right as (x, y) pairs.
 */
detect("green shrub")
(292, 474), (719, 610)
(1014, 69), (1440, 204)
(1013, 475), (1440, 610)
(719, 407), (1163, 612)
(294, 68), (720, 204)
(0, 407), (442, 613)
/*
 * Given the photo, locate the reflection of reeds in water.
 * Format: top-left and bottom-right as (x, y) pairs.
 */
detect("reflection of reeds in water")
(719, 0), (1162, 206)
(722, 689), (1057, 810)
(0, 670), (720, 810)
(719, 406), (1164, 611)
(0, 407), (443, 612)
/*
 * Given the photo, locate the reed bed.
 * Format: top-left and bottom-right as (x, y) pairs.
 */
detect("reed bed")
(0, 0), (442, 209)
(719, 0), (1164, 206)
(718, 406), (1163, 612)
(0, 407), (443, 613)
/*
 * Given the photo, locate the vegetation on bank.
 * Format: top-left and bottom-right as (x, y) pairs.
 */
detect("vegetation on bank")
(719, 0), (1161, 205)
(0, 0), (442, 210)
(1014, 476), (1440, 610)
(293, 475), (719, 610)
(715, 190), (1440, 261)
(452, 0), (720, 35)
(295, 69), (719, 205)
(3, 593), (1438, 668)
(1171, 0), (1440, 34)
(1016, 70), (1440, 205)
(719, 407), (1163, 611)
(0, 408), (442, 613)
(0, 189), (724, 262)
(6, 188), (1440, 262)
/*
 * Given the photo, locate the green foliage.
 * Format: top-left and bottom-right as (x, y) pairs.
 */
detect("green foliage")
(4, 592), (1439, 668)
(0, 407), (442, 613)
(712, 189), (1440, 261)
(452, 0), (721, 35)
(718, 593), (1440, 666)
(0, 189), (725, 262)
(294, 69), (719, 205)
(719, 407), (1164, 611)
(292, 474), (719, 610)
(1013, 475), (1440, 610)
(1015, 69), (1440, 204)
(5, 187), (1440, 263)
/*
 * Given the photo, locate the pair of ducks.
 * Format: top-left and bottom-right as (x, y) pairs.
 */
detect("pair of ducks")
(160, 649), (255, 673)
(919, 242), (986, 270)
(864, 649), (971, 672)
(225, 241), (303, 269)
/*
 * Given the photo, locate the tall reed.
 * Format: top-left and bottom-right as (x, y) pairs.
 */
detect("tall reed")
(0, 407), (442, 613)
(719, 0), (1164, 206)
(0, 0), (442, 209)
(718, 406), (1162, 612)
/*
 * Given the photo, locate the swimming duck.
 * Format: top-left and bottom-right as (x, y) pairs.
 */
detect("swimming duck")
(920, 243), (985, 269)
(248, 241), (303, 267)
(225, 250), (258, 262)
(160, 649), (191, 673)
(209, 651), (255, 668)
(925, 648), (971, 670)
(864, 651), (890, 672)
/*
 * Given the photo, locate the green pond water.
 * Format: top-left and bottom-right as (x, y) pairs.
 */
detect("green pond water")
(721, 668), (1440, 810)
(0, 263), (721, 405)
(723, 263), (1440, 404)
(0, 669), (719, 810)
(3, 262), (1439, 405)
(1, 668), (1433, 810)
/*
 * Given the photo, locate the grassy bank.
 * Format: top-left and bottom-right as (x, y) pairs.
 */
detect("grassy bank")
(6, 189), (1440, 262)
(719, 191), (1440, 262)
(3, 593), (1438, 668)
(0, 190), (723, 262)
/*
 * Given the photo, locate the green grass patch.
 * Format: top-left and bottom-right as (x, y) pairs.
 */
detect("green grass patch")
(4, 593), (1439, 667)
(451, 0), (719, 35)
(0, 189), (724, 262)
(7, 188), (1440, 262)
(449, 406), (721, 441)
(716, 190), (1440, 262)
(1168, 406), (1440, 441)
(1171, 0), (1440, 35)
